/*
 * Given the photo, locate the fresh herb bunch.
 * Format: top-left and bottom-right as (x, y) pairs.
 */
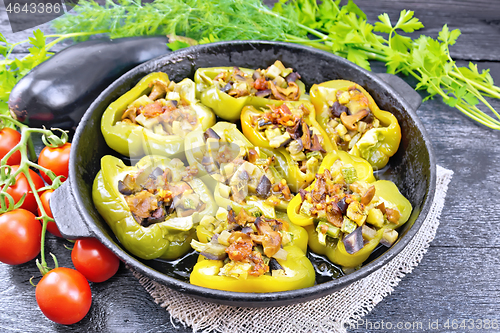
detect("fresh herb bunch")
(0, 30), (101, 128)
(45, 0), (500, 129)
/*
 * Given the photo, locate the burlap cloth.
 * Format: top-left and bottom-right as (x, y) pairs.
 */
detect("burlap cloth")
(130, 165), (453, 333)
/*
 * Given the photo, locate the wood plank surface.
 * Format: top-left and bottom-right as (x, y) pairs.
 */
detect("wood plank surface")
(1, 0), (500, 332)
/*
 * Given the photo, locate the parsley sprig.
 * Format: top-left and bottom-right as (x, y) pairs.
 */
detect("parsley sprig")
(15, 0), (500, 130)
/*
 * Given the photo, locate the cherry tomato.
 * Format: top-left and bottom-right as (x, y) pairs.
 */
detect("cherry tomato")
(36, 267), (92, 325)
(0, 127), (22, 165)
(37, 142), (71, 184)
(72, 238), (120, 283)
(0, 209), (41, 265)
(3, 166), (45, 214)
(38, 190), (62, 238)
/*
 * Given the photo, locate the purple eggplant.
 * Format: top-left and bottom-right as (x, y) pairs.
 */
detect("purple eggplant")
(9, 36), (171, 129)
(343, 227), (364, 254)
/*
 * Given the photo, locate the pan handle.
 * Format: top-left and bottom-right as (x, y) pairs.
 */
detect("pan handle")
(50, 179), (92, 239)
(376, 73), (422, 112)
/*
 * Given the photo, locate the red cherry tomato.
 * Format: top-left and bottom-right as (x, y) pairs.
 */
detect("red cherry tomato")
(38, 190), (62, 238)
(36, 267), (92, 325)
(0, 209), (41, 265)
(4, 166), (45, 214)
(0, 127), (22, 165)
(72, 238), (120, 283)
(37, 142), (71, 184)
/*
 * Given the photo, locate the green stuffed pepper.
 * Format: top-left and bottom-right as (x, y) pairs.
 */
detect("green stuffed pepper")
(190, 207), (315, 292)
(241, 101), (335, 192)
(92, 155), (217, 260)
(101, 72), (216, 158)
(185, 122), (294, 218)
(287, 151), (411, 268)
(194, 60), (308, 121)
(310, 80), (401, 169)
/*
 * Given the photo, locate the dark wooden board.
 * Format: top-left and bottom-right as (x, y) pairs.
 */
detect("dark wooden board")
(1, 1), (500, 332)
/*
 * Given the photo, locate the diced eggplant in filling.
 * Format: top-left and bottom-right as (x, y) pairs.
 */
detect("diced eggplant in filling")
(326, 86), (381, 151)
(197, 129), (246, 179)
(255, 103), (326, 173)
(191, 207), (293, 278)
(120, 79), (201, 136)
(298, 160), (401, 254)
(212, 60), (302, 101)
(223, 160), (292, 206)
(201, 128), (293, 206)
(118, 163), (205, 227)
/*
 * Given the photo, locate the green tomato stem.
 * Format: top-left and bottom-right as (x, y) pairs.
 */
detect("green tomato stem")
(0, 114), (66, 275)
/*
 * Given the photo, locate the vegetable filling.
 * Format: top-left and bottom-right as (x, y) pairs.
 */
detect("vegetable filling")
(117, 161), (205, 227)
(298, 159), (401, 254)
(326, 86), (381, 151)
(191, 207), (294, 279)
(212, 60), (302, 100)
(121, 79), (202, 136)
(253, 103), (326, 172)
(200, 128), (293, 207)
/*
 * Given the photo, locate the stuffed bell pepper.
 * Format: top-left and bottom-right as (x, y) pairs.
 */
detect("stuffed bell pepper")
(101, 72), (216, 158)
(190, 207), (315, 292)
(241, 101), (334, 192)
(310, 80), (401, 169)
(92, 155), (217, 260)
(194, 60), (307, 121)
(185, 122), (294, 218)
(287, 151), (412, 268)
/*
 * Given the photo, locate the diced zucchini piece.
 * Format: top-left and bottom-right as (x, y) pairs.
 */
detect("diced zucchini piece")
(216, 207), (228, 221)
(218, 230), (231, 246)
(266, 64), (281, 79)
(299, 200), (314, 216)
(135, 113), (159, 129)
(317, 229), (327, 246)
(306, 151), (323, 160)
(280, 230), (293, 246)
(220, 262), (252, 279)
(361, 224), (377, 240)
(171, 120), (183, 136)
(153, 124), (166, 135)
(265, 127), (282, 140)
(317, 222), (341, 238)
(306, 156), (320, 173)
(341, 216), (357, 234)
(281, 67), (293, 77)
(269, 132), (291, 148)
(341, 166), (358, 183)
(291, 151), (307, 161)
(130, 95), (154, 108)
(273, 75), (286, 88)
(335, 123), (348, 137)
(219, 183), (231, 198)
(380, 229), (399, 247)
(357, 121), (367, 133)
(190, 239), (227, 257)
(338, 91), (350, 104)
(182, 194), (199, 209)
(346, 201), (367, 226)
(366, 208), (384, 228)
(328, 119), (339, 129)
(166, 91), (180, 101)
(288, 140), (303, 155)
(200, 215), (216, 231)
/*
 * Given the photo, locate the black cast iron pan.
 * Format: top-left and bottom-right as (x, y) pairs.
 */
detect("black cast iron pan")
(51, 41), (436, 307)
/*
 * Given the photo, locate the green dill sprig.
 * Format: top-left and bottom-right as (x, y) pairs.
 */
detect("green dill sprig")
(50, 0), (500, 129)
